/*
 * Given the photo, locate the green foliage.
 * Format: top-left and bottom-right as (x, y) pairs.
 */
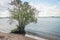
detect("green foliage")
(10, 0), (37, 34)
(11, 27), (18, 33)
(11, 27), (26, 35)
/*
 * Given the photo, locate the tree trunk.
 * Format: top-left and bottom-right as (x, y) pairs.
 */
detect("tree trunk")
(18, 25), (26, 35)
(11, 26), (26, 35)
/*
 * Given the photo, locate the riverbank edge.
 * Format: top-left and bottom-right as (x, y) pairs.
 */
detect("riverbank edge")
(0, 32), (35, 40)
(26, 31), (60, 40)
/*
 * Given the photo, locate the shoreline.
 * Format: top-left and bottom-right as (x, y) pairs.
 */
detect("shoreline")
(25, 34), (47, 40)
(26, 31), (60, 40)
(0, 31), (60, 40)
(0, 32), (48, 40)
(0, 32), (35, 40)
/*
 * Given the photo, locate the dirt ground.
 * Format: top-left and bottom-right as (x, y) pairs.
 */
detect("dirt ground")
(0, 32), (36, 40)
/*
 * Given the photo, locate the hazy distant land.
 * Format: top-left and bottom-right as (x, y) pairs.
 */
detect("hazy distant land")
(0, 16), (60, 19)
(38, 16), (60, 18)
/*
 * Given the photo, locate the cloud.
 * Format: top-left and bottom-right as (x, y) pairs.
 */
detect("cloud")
(30, 2), (60, 17)
(0, 11), (9, 17)
(0, 0), (60, 17)
(0, 0), (11, 11)
(0, 0), (11, 17)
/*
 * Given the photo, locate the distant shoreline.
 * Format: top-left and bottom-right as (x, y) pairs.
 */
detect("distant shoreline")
(38, 16), (60, 18)
(0, 16), (60, 19)
(0, 17), (9, 19)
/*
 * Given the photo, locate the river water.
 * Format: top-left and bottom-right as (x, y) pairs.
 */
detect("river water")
(25, 18), (60, 37)
(0, 18), (60, 37)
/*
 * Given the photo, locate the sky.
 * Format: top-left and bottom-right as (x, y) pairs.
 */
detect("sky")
(0, 0), (60, 17)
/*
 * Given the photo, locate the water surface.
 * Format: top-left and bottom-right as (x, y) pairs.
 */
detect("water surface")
(25, 18), (60, 37)
(0, 18), (60, 37)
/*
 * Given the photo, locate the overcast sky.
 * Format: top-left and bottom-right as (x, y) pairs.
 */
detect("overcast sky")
(0, 0), (60, 17)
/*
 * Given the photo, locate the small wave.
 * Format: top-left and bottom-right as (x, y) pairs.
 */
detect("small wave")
(25, 34), (48, 40)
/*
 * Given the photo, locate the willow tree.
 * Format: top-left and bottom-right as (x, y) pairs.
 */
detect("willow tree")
(10, 0), (37, 35)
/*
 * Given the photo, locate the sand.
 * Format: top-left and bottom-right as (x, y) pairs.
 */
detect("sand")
(0, 32), (48, 40)
(0, 32), (36, 40)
